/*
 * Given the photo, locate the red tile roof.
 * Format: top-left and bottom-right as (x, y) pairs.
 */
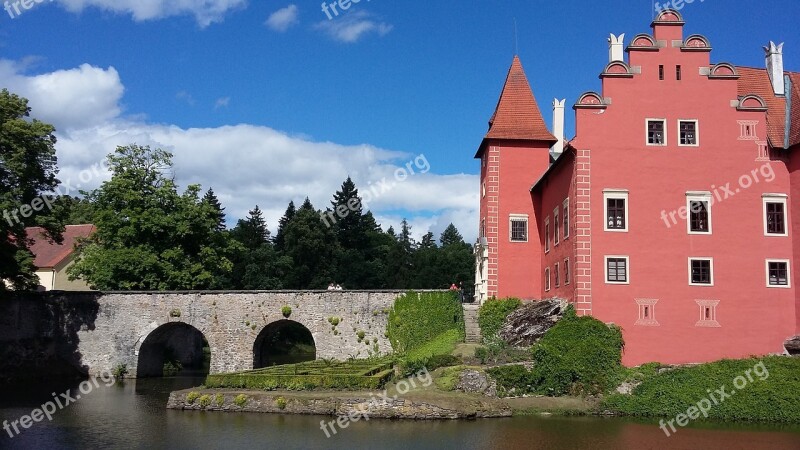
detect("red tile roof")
(26, 224), (95, 269)
(477, 56), (556, 157)
(736, 66), (792, 148)
(789, 72), (800, 148)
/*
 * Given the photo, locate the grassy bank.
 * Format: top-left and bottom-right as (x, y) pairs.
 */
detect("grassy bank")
(602, 356), (800, 423)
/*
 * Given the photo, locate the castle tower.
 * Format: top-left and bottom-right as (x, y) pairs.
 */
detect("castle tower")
(474, 56), (557, 303)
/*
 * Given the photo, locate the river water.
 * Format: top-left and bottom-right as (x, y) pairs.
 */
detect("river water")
(1, 377), (799, 450)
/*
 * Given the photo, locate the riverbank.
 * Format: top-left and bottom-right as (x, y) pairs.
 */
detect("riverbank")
(166, 371), (597, 419)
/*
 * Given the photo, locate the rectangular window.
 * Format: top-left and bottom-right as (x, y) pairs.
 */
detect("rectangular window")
(605, 256), (630, 284)
(564, 258), (570, 285)
(647, 119), (666, 145)
(563, 198), (570, 239)
(763, 195), (788, 236)
(510, 215), (528, 242)
(676, 65), (682, 81)
(554, 262), (560, 287)
(679, 120), (698, 146)
(689, 258), (714, 286)
(766, 260), (790, 288)
(554, 206), (560, 246)
(604, 190), (629, 232)
(687, 193), (712, 234)
(545, 267), (551, 292)
(659, 65), (664, 80)
(545, 218), (550, 253)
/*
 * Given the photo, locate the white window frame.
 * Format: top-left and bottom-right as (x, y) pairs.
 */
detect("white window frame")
(509, 214), (529, 243)
(564, 258), (570, 285)
(766, 259), (791, 288)
(646, 118), (667, 146)
(544, 267), (551, 292)
(686, 192), (712, 235)
(604, 255), (630, 285)
(563, 198), (570, 240)
(678, 119), (699, 147)
(554, 206), (560, 246)
(635, 298), (659, 327)
(688, 257), (714, 286)
(603, 189), (629, 232)
(544, 217), (550, 253)
(763, 194), (788, 237)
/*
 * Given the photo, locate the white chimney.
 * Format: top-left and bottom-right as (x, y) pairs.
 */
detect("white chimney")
(552, 99), (565, 157)
(608, 33), (625, 63)
(764, 41), (785, 96)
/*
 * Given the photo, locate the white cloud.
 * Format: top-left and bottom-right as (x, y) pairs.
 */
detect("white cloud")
(0, 60), (123, 130)
(176, 90), (196, 106)
(265, 4), (299, 32)
(4, 60), (479, 242)
(315, 11), (393, 43)
(55, 0), (246, 27)
(214, 96), (230, 109)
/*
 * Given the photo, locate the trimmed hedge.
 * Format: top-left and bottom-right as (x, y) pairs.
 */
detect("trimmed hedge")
(387, 291), (465, 353)
(488, 306), (624, 397)
(205, 358), (395, 391)
(478, 297), (521, 339)
(602, 356), (800, 422)
(398, 329), (463, 376)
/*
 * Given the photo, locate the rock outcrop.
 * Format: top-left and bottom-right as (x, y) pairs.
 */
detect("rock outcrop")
(499, 298), (567, 347)
(456, 369), (497, 397)
(785, 336), (800, 355)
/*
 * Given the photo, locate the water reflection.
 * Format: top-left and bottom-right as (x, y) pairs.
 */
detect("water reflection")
(1, 378), (799, 450)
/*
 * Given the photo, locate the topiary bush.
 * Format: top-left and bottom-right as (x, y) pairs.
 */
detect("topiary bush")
(478, 297), (521, 339)
(387, 291), (464, 353)
(186, 391), (201, 404)
(234, 394), (248, 407)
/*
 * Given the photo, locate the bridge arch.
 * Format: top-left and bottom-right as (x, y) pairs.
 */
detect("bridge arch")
(136, 322), (210, 378)
(253, 320), (316, 369)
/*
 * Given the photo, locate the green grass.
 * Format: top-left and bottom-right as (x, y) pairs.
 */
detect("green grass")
(398, 329), (463, 376)
(602, 356), (800, 423)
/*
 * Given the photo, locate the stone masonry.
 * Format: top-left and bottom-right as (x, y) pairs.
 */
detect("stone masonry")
(1, 291), (403, 378)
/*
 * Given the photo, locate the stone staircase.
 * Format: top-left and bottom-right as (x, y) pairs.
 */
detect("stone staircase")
(463, 304), (482, 344)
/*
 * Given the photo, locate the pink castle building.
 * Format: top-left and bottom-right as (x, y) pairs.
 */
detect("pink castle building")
(473, 10), (800, 366)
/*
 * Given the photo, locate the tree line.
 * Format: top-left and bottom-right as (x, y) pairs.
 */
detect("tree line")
(0, 90), (474, 292)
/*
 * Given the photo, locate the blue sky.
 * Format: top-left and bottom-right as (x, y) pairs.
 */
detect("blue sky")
(1, 0), (798, 242)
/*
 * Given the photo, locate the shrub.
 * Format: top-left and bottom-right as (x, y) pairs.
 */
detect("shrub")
(234, 394), (248, 407)
(112, 364), (128, 379)
(387, 291), (464, 353)
(169, 309), (181, 318)
(602, 356), (800, 422)
(485, 306), (624, 397)
(528, 306), (624, 396)
(357, 330), (366, 342)
(275, 397), (287, 410)
(186, 391), (201, 404)
(163, 360), (183, 377)
(282, 305), (292, 318)
(198, 395), (212, 408)
(214, 394), (225, 407)
(478, 297), (521, 339)
(328, 317), (341, 326)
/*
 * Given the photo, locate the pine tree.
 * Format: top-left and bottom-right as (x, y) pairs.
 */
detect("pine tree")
(231, 206), (269, 250)
(202, 188), (226, 232)
(274, 200), (296, 252)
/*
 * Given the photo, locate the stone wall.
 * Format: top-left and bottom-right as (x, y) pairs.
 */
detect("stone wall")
(0, 291), (404, 378)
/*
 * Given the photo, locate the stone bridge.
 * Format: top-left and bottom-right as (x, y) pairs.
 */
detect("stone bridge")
(0, 291), (405, 378)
